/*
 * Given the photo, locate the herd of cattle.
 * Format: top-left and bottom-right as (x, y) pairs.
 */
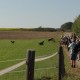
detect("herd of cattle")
(39, 38), (55, 45)
(10, 38), (55, 45)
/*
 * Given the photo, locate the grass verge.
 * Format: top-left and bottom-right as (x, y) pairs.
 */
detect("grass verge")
(63, 47), (80, 80)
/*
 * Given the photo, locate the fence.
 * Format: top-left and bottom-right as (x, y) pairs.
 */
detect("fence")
(0, 46), (65, 80)
(26, 46), (65, 80)
(58, 45), (65, 80)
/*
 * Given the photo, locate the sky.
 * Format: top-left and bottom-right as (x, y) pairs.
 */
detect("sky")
(0, 0), (80, 28)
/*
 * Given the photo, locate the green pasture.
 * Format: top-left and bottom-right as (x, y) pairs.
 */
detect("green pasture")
(0, 28), (30, 31)
(0, 38), (59, 70)
(0, 38), (60, 80)
(0, 54), (58, 80)
(0, 28), (18, 31)
(0, 35), (79, 80)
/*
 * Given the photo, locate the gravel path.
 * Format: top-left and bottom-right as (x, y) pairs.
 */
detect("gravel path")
(0, 52), (57, 76)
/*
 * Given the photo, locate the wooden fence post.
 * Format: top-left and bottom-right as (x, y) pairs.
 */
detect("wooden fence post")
(58, 45), (65, 80)
(26, 49), (35, 80)
(58, 46), (62, 80)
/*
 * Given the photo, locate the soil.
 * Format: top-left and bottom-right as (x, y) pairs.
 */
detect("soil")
(0, 31), (61, 39)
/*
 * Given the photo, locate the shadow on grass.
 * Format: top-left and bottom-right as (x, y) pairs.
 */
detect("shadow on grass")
(35, 76), (52, 80)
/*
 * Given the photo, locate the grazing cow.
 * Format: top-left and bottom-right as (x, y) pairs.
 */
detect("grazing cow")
(11, 41), (15, 44)
(48, 38), (55, 42)
(39, 41), (44, 45)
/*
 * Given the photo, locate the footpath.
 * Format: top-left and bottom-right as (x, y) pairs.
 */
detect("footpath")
(64, 46), (80, 67)
(63, 46), (80, 79)
(0, 52), (57, 76)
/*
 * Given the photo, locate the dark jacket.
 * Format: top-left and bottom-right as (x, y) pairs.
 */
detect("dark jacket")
(73, 44), (80, 54)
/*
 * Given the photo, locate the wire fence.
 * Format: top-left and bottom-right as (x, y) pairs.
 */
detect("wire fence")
(0, 67), (58, 80)
(0, 52), (58, 80)
(11, 66), (58, 73)
(0, 53), (57, 63)
(0, 46), (65, 80)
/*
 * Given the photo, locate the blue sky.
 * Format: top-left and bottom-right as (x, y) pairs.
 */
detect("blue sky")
(0, 0), (80, 28)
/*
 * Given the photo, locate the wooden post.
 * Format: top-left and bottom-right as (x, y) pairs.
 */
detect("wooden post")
(26, 50), (35, 80)
(61, 47), (65, 77)
(58, 45), (65, 80)
(58, 46), (62, 80)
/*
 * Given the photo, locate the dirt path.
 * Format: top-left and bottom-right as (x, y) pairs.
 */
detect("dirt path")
(63, 47), (80, 79)
(0, 52), (57, 76)
(64, 45), (80, 67)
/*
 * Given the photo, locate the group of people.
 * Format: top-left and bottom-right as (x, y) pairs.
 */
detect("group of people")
(60, 33), (80, 68)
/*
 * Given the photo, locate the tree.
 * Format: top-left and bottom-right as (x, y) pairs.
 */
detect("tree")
(60, 22), (73, 31)
(72, 15), (80, 36)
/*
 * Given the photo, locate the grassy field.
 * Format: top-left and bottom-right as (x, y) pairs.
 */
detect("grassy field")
(0, 31), (69, 80)
(0, 54), (58, 80)
(1, 47), (80, 80)
(0, 34), (60, 80)
(0, 31), (80, 80)
(0, 38), (59, 70)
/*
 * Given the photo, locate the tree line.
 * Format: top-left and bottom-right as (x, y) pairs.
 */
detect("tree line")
(28, 14), (80, 34)
(0, 14), (79, 35)
(19, 26), (60, 32)
(72, 15), (80, 36)
(60, 14), (80, 36)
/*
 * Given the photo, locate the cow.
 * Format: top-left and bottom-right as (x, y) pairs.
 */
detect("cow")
(11, 41), (15, 44)
(39, 41), (44, 45)
(48, 38), (55, 42)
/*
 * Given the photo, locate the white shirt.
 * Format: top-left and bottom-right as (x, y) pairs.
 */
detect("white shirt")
(68, 42), (76, 54)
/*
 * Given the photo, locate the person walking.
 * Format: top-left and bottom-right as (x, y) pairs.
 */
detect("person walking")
(71, 39), (80, 68)
(76, 40), (80, 60)
(68, 39), (76, 68)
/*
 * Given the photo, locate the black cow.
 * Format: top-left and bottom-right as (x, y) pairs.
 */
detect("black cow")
(39, 41), (44, 45)
(48, 38), (55, 42)
(11, 41), (15, 44)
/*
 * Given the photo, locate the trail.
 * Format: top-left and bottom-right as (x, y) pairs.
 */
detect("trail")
(64, 32), (80, 67)
(0, 52), (57, 76)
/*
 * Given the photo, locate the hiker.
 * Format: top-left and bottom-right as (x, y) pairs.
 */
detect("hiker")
(71, 33), (77, 42)
(76, 40), (80, 60)
(60, 35), (64, 45)
(60, 35), (68, 46)
(70, 39), (80, 68)
(68, 39), (77, 68)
